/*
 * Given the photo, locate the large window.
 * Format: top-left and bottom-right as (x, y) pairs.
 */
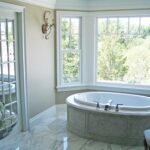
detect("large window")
(57, 11), (150, 93)
(60, 17), (81, 85)
(97, 17), (150, 85)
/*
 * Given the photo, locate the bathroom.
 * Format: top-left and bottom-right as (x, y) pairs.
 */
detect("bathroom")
(0, 0), (150, 149)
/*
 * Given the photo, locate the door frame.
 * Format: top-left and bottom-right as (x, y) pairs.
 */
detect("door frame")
(0, 2), (30, 131)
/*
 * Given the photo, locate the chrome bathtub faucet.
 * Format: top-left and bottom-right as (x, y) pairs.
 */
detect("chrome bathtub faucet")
(96, 102), (100, 108)
(104, 99), (112, 111)
(115, 104), (123, 112)
(94, 101), (100, 108)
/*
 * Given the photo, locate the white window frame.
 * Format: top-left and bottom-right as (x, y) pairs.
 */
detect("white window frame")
(61, 17), (82, 85)
(56, 11), (89, 90)
(93, 10), (150, 95)
(56, 10), (150, 95)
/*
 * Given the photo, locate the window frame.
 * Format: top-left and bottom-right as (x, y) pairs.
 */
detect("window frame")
(56, 10), (150, 95)
(94, 10), (150, 93)
(95, 16), (149, 85)
(57, 11), (86, 88)
(61, 17), (82, 85)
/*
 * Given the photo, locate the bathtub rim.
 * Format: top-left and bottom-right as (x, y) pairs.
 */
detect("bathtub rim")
(74, 91), (150, 111)
(66, 92), (150, 116)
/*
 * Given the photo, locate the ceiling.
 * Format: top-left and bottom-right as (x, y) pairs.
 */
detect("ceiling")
(18, 0), (150, 10)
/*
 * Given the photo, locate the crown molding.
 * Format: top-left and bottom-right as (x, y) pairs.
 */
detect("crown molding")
(87, 0), (150, 11)
(55, 0), (150, 11)
(17, 0), (150, 10)
(18, 0), (56, 9)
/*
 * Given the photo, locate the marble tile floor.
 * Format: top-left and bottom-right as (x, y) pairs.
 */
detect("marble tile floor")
(0, 104), (144, 150)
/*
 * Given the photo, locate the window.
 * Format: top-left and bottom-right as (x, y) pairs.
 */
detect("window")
(96, 17), (150, 86)
(59, 16), (81, 85)
(57, 11), (150, 93)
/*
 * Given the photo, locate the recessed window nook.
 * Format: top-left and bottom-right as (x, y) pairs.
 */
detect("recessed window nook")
(57, 10), (150, 95)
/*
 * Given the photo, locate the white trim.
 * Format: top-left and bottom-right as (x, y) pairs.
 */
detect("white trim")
(56, 11), (86, 86)
(56, 11), (61, 87)
(0, 2), (24, 12)
(0, 10), (15, 20)
(88, 10), (150, 18)
(17, 9), (30, 131)
(17, 0), (56, 9)
(87, 0), (150, 11)
(55, 0), (150, 11)
(56, 84), (88, 92)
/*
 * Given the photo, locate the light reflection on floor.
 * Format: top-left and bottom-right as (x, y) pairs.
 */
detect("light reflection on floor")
(63, 137), (68, 150)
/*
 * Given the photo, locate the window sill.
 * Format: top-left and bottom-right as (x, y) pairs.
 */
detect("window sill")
(92, 83), (150, 95)
(57, 83), (150, 96)
(56, 84), (88, 92)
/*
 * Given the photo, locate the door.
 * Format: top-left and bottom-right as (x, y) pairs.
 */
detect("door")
(0, 10), (20, 138)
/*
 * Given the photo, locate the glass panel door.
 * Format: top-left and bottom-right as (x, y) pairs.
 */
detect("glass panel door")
(0, 15), (18, 138)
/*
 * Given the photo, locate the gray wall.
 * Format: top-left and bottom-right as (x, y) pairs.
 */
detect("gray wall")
(0, 0), (55, 118)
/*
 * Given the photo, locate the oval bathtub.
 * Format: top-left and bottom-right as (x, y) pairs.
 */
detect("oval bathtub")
(66, 92), (150, 146)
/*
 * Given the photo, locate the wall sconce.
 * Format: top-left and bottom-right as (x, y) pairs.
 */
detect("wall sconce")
(42, 11), (54, 39)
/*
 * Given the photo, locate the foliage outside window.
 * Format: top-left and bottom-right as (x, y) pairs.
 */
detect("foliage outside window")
(61, 17), (81, 84)
(97, 17), (150, 85)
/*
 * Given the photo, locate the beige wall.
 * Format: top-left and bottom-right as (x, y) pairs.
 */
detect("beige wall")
(55, 90), (93, 104)
(0, 0), (55, 118)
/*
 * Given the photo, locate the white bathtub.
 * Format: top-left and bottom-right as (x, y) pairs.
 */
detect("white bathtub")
(66, 92), (150, 145)
(73, 92), (150, 112)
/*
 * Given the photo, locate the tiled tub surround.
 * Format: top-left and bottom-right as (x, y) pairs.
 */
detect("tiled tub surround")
(0, 104), (144, 150)
(66, 92), (150, 146)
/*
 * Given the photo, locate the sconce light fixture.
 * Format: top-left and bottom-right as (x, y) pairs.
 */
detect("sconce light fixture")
(42, 11), (54, 39)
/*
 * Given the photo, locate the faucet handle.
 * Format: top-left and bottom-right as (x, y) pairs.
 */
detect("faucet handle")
(94, 101), (100, 108)
(96, 102), (100, 108)
(116, 104), (123, 112)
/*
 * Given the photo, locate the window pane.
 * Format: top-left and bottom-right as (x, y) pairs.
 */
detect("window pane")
(97, 17), (150, 85)
(70, 35), (79, 49)
(129, 17), (140, 34)
(0, 65), (1, 81)
(9, 41), (15, 61)
(11, 83), (16, 102)
(97, 34), (128, 81)
(60, 17), (81, 85)
(124, 37), (150, 84)
(71, 18), (79, 35)
(2, 41), (8, 62)
(8, 21), (14, 42)
(0, 22), (6, 40)
(118, 18), (128, 34)
(61, 18), (80, 50)
(108, 18), (117, 33)
(140, 17), (150, 36)
(63, 51), (80, 84)
(61, 18), (70, 35)
(3, 64), (8, 82)
(98, 18), (107, 34)
(61, 18), (70, 49)
(62, 36), (69, 49)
